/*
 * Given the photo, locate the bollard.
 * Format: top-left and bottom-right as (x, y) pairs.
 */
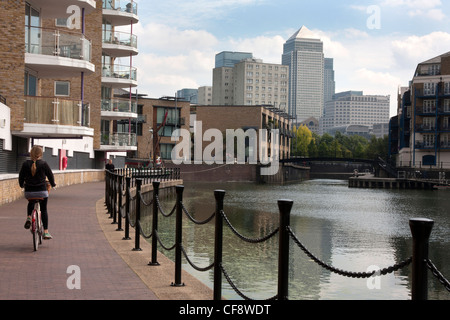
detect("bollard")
(123, 177), (131, 240)
(277, 199), (293, 300)
(149, 181), (160, 265)
(409, 218), (434, 300)
(116, 175), (124, 231)
(112, 173), (118, 223)
(213, 190), (226, 301)
(133, 179), (143, 251)
(172, 185), (185, 287)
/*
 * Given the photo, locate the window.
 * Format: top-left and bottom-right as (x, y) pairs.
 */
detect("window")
(55, 81), (70, 96)
(424, 82), (436, 96)
(24, 71), (37, 96)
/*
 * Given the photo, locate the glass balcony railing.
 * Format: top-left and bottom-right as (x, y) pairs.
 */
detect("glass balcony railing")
(102, 64), (137, 81)
(25, 26), (91, 62)
(101, 99), (137, 113)
(103, 0), (138, 15)
(24, 96), (90, 127)
(103, 30), (137, 48)
(101, 132), (137, 147)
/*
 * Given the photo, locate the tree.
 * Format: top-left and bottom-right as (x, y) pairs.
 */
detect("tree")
(293, 125), (313, 156)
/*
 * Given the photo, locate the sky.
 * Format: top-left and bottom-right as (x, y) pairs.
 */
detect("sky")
(127, 0), (450, 116)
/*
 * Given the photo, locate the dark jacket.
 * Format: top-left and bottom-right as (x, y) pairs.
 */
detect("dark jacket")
(19, 159), (56, 192)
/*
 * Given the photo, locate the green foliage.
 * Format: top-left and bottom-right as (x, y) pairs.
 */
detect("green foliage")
(291, 129), (389, 160)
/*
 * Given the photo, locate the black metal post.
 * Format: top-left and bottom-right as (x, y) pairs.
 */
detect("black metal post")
(133, 179), (142, 251)
(409, 218), (434, 300)
(149, 181), (160, 265)
(172, 185), (185, 286)
(112, 173), (118, 223)
(123, 177), (131, 240)
(277, 199), (293, 300)
(213, 190), (226, 301)
(116, 174), (123, 231)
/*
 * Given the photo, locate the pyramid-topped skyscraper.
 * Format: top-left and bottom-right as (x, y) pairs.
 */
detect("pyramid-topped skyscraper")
(282, 26), (324, 123)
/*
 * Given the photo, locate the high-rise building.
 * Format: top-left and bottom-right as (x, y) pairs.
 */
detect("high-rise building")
(324, 58), (335, 107)
(282, 26), (324, 123)
(215, 51), (253, 68)
(391, 51), (450, 168)
(322, 91), (390, 135)
(213, 55), (289, 109)
(0, 0), (140, 172)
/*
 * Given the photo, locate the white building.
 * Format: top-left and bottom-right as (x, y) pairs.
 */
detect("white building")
(212, 57), (289, 110)
(322, 91), (390, 136)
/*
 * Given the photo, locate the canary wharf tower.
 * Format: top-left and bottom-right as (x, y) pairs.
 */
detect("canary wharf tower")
(282, 26), (324, 123)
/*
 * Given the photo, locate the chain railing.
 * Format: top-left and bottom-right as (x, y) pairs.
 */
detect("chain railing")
(104, 171), (450, 300)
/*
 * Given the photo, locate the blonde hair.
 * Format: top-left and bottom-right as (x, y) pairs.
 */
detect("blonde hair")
(30, 145), (43, 176)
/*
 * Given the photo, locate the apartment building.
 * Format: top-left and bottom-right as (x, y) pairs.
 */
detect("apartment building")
(392, 51), (450, 168)
(194, 105), (292, 161)
(132, 96), (191, 164)
(213, 57), (289, 111)
(0, 0), (139, 173)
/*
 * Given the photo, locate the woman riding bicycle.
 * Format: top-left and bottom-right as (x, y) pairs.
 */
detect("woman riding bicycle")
(19, 145), (56, 240)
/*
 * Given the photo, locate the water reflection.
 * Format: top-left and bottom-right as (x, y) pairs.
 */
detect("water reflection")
(144, 179), (450, 300)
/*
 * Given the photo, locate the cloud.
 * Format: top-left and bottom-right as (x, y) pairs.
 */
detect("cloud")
(379, 0), (446, 21)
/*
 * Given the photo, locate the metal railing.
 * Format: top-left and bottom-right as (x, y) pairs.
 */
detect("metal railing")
(102, 64), (137, 81)
(25, 26), (91, 62)
(105, 172), (450, 300)
(24, 96), (90, 127)
(103, 30), (137, 48)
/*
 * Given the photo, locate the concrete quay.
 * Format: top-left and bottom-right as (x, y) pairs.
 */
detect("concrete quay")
(348, 174), (438, 190)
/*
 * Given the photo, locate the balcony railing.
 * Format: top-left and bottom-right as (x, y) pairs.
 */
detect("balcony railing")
(101, 132), (137, 147)
(24, 96), (90, 127)
(25, 26), (91, 62)
(101, 99), (137, 113)
(103, 30), (137, 48)
(415, 142), (436, 149)
(415, 124), (436, 132)
(102, 64), (137, 81)
(103, 0), (138, 14)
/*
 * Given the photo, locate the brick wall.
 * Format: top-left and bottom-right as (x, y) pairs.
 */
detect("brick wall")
(0, 170), (105, 206)
(0, 0), (25, 132)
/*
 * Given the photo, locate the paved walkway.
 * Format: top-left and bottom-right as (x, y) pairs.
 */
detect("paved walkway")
(0, 182), (212, 300)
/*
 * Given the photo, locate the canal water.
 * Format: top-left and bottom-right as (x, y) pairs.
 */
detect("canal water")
(145, 179), (450, 300)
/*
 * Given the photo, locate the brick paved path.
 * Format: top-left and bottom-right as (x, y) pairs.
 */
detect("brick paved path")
(0, 182), (158, 300)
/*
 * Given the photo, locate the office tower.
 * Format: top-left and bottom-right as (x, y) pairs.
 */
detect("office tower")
(322, 91), (390, 134)
(215, 51), (253, 68)
(324, 58), (335, 107)
(282, 26), (324, 123)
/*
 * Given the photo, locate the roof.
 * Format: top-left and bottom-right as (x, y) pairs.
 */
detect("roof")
(418, 51), (450, 65)
(287, 25), (320, 41)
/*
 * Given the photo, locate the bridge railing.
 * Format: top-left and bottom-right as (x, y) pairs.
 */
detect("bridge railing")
(105, 174), (450, 300)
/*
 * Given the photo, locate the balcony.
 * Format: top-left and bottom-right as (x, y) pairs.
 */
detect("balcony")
(415, 124), (436, 132)
(101, 99), (138, 119)
(102, 64), (137, 88)
(27, 0), (96, 18)
(14, 96), (94, 138)
(102, 30), (138, 57)
(415, 142), (436, 150)
(102, 0), (139, 26)
(100, 132), (137, 151)
(25, 26), (95, 78)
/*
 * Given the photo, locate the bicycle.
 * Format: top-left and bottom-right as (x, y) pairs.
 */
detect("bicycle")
(28, 198), (44, 251)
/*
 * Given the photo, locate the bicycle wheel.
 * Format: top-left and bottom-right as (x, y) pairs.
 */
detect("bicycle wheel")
(32, 208), (38, 251)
